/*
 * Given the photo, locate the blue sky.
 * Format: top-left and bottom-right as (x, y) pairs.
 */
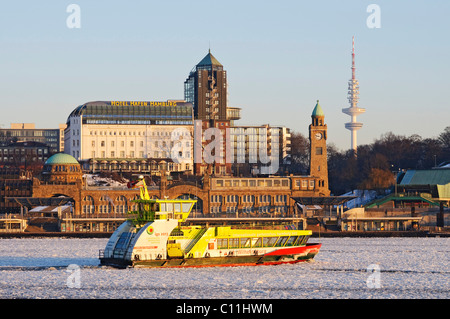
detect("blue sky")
(0, 0), (449, 151)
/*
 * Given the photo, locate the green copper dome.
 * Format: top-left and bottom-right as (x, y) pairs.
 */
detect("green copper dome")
(312, 100), (324, 117)
(45, 153), (79, 165)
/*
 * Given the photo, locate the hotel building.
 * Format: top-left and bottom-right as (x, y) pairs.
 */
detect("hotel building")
(64, 100), (194, 175)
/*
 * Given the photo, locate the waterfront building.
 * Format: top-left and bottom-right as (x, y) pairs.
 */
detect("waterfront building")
(64, 100), (194, 175)
(0, 167), (32, 215)
(184, 50), (229, 121)
(185, 51), (242, 176)
(0, 123), (65, 154)
(27, 102), (328, 219)
(229, 125), (291, 175)
(0, 141), (51, 169)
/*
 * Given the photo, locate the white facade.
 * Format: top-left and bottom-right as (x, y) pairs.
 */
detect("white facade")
(65, 101), (194, 174)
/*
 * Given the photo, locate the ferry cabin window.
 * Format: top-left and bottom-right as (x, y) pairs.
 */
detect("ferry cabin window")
(251, 238), (262, 247)
(240, 237), (251, 248)
(263, 237), (277, 247)
(293, 236), (305, 246)
(301, 235), (310, 245)
(285, 236), (298, 246)
(218, 238), (228, 249)
(229, 238), (239, 248)
(182, 202), (192, 212)
(276, 236), (289, 246)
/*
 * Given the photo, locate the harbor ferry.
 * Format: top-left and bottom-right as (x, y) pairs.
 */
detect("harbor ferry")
(99, 178), (321, 268)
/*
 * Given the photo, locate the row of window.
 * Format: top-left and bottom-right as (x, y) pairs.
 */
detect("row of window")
(88, 130), (191, 137)
(211, 195), (287, 203)
(294, 180), (316, 188)
(214, 206), (288, 214)
(89, 151), (190, 160)
(0, 130), (58, 137)
(216, 235), (310, 250)
(0, 148), (48, 155)
(84, 120), (193, 125)
(91, 140), (191, 148)
(215, 178), (290, 188)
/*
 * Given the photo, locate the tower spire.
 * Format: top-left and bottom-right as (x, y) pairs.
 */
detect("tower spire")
(342, 36), (365, 154)
(351, 36), (356, 85)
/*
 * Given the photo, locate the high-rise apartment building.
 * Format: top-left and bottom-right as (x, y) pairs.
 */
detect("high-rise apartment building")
(185, 51), (233, 175)
(184, 50), (228, 121)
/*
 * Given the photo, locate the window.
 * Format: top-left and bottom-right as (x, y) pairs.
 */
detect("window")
(240, 238), (251, 248)
(316, 147), (322, 155)
(285, 236), (298, 246)
(229, 238), (239, 248)
(252, 238), (262, 247)
(263, 237), (278, 247)
(276, 237), (289, 246)
(218, 238), (228, 249)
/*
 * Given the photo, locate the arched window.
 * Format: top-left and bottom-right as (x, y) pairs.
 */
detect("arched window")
(82, 195), (95, 214)
(116, 195), (127, 214)
(99, 195), (113, 214)
(129, 195), (140, 212)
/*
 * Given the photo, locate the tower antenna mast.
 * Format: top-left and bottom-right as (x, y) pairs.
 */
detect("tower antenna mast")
(342, 36), (365, 154)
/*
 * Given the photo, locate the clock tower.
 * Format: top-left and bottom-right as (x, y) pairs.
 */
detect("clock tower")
(309, 100), (330, 195)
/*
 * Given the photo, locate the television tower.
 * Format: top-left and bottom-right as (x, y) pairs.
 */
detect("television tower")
(342, 36), (365, 154)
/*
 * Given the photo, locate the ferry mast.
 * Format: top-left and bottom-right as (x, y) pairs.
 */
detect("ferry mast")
(342, 36), (365, 154)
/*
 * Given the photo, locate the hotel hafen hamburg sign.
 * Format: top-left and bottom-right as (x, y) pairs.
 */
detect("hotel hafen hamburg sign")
(110, 101), (182, 107)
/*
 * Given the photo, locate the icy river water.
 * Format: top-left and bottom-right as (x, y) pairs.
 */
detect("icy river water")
(0, 237), (448, 299)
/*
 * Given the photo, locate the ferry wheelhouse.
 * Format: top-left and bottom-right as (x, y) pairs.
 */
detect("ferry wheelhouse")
(99, 179), (321, 268)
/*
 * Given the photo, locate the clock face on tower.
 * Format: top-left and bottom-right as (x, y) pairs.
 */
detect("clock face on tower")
(315, 132), (322, 140)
